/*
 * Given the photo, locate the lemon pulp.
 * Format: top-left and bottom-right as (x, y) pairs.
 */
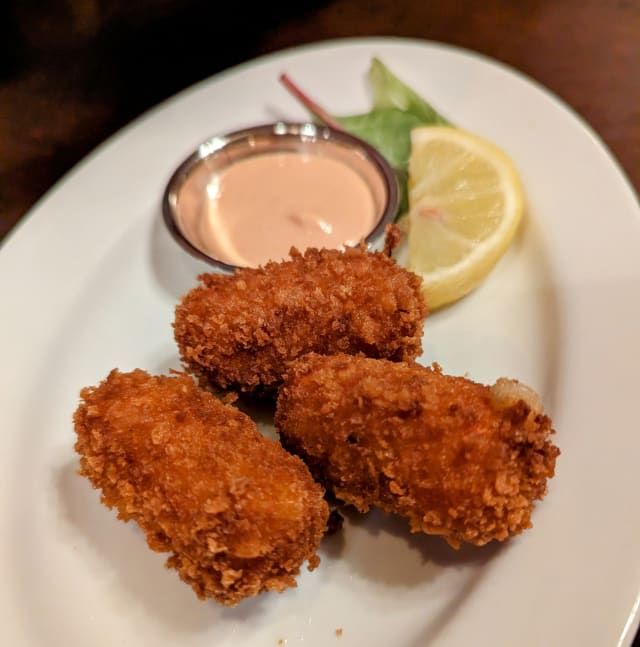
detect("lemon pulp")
(406, 126), (524, 309)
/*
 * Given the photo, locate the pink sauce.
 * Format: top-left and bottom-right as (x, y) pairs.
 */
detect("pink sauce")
(177, 151), (381, 267)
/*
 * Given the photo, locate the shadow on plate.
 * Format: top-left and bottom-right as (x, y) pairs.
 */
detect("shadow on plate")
(56, 459), (269, 631)
(525, 214), (562, 417)
(405, 560), (489, 647)
(335, 506), (502, 588)
(335, 506), (504, 646)
(148, 207), (214, 302)
(150, 353), (184, 377)
(233, 394), (279, 442)
(320, 518), (347, 561)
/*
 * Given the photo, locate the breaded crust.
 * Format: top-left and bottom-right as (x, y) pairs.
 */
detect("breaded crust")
(275, 354), (559, 548)
(73, 369), (329, 605)
(173, 246), (427, 394)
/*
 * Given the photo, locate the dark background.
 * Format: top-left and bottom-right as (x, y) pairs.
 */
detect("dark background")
(1, 1), (639, 643)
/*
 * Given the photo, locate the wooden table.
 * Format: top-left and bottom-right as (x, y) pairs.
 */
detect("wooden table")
(1, 0), (638, 643)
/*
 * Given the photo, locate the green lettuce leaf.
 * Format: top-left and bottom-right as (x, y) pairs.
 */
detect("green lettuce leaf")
(336, 108), (424, 169)
(368, 57), (452, 126)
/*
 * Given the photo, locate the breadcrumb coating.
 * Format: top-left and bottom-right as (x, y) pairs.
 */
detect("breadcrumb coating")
(173, 245), (427, 394)
(275, 354), (559, 548)
(73, 369), (328, 605)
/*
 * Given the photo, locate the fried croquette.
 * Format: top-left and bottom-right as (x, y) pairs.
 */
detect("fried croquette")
(275, 353), (559, 548)
(73, 369), (329, 605)
(173, 245), (427, 394)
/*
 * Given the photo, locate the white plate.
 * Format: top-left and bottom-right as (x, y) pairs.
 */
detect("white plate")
(1, 37), (639, 647)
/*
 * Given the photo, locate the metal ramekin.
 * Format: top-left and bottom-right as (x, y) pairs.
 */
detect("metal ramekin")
(162, 122), (399, 271)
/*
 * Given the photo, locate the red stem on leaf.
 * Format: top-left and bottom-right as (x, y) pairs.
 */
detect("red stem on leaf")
(279, 73), (345, 132)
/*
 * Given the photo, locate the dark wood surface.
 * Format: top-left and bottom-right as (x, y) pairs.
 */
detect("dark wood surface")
(1, 0), (639, 643)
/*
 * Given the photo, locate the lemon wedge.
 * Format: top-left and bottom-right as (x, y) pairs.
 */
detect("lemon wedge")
(406, 126), (524, 309)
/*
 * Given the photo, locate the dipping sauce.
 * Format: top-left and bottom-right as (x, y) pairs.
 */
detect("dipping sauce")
(199, 152), (378, 267)
(166, 123), (397, 270)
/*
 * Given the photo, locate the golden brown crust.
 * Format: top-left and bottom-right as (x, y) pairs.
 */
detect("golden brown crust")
(173, 246), (427, 394)
(73, 369), (328, 605)
(275, 354), (559, 548)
